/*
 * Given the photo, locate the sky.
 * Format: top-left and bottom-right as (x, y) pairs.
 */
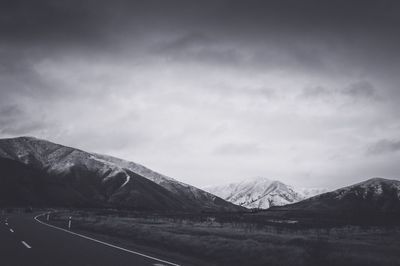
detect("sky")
(1, 0), (400, 189)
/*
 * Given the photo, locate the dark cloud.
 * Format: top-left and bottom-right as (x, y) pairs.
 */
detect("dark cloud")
(0, 104), (21, 117)
(155, 33), (214, 53)
(367, 139), (400, 155)
(341, 81), (377, 99)
(2, 1), (400, 54)
(0, 121), (46, 136)
(301, 86), (332, 98)
(299, 81), (380, 102)
(0, 1), (105, 47)
(153, 33), (242, 66)
(0, 0), (399, 79)
(0, 104), (46, 135)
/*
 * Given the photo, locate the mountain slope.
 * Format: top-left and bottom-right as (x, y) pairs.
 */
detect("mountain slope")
(204, 177), (328, 209)
(283, 177), (400, 213)
(0, 136), (242, 211)
(92, 153), (232, 209)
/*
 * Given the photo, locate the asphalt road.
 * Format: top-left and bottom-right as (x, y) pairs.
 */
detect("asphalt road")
(0, 211), (180, 266)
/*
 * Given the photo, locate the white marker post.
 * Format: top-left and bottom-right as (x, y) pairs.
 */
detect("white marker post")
(68, 216), (72, 230)
(46, 213), (50, 221)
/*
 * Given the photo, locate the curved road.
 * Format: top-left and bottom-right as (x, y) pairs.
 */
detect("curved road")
(0, 211), (180, 266)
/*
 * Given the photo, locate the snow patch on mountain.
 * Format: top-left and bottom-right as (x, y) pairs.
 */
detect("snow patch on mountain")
(120, 174), (130, 188)
(204, 177), (328, 209)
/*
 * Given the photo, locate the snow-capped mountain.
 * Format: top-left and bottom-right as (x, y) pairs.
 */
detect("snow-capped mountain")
(0, 136), (243, 211)
(285, 177), (400, 213)
(203, 177), (328, 209)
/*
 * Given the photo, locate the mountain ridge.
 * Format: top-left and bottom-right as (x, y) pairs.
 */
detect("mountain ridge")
(0, 136), (243, 211)
(281, 177), (400, 213)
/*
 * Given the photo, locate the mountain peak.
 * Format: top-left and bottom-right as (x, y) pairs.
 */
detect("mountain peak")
(8, 136), (41, 141)
(204, 177), (328, 209)
(361, 177), (399, 185)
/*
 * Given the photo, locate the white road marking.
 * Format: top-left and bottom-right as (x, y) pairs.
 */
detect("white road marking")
(21, 241), (32, 249)
(9, 229), (14, 233)
(34, 213), (180, 266)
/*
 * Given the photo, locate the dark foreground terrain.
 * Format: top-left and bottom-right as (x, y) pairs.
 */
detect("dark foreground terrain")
(40, 209), (400, 266)
(0, 209), (182, 266)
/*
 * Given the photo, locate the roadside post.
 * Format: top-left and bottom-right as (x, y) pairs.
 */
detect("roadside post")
(46, 213), (50, 221)
(68, 216), (72, 230)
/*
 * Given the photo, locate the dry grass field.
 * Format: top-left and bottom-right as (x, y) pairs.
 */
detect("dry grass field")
(46, 210), (400, 266)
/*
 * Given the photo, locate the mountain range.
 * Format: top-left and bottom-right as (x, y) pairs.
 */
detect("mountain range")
(282, 177), (400, 213)
(1, 136), (400, 216)
(0, 136), (242, 211)
(203, 177), (328, 209)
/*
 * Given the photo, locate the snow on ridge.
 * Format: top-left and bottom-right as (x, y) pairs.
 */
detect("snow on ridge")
(89, 155), (119, 167)
(204, 177), (329, 209)
(120, 174), (130, 188)
(92, 153), (193, 187)
(331, 177), (400, 200)
(89, 155), (131, 187)
(90, 153), (221, 201)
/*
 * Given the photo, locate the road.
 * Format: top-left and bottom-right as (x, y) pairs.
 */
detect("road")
(0, 211), (180, 266)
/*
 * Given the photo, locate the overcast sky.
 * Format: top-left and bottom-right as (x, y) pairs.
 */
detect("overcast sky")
(1, 0), (400, 189)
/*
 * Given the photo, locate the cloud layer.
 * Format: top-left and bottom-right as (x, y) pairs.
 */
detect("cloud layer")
(1, 0), (400, 188)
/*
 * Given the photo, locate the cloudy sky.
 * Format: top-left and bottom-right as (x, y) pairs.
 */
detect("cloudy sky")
(1, 0), (400, 189)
